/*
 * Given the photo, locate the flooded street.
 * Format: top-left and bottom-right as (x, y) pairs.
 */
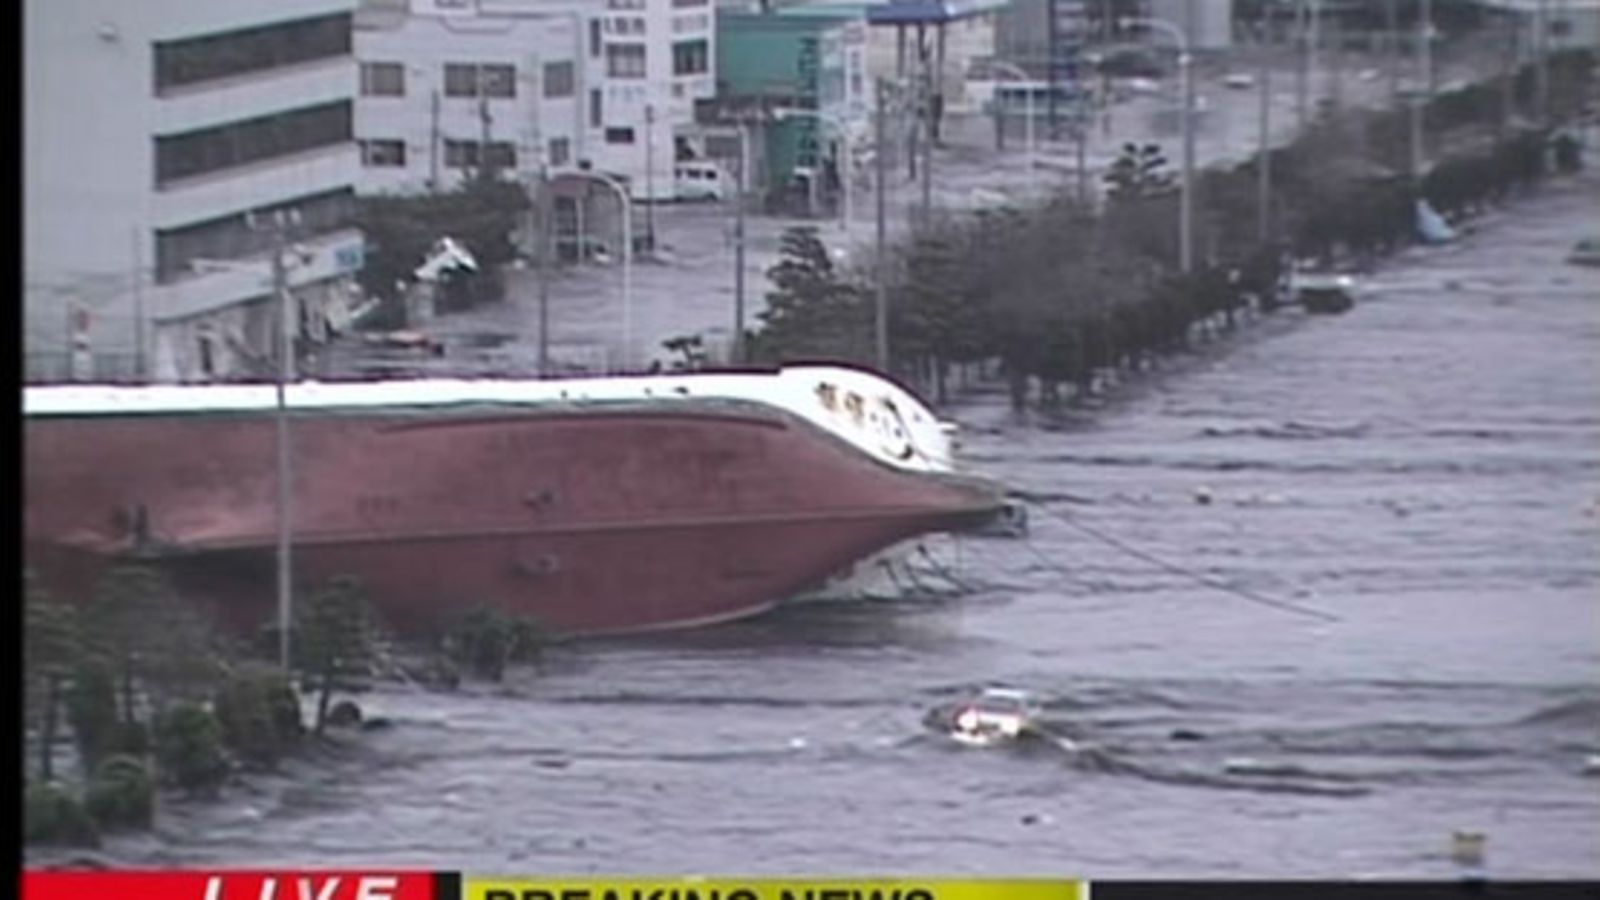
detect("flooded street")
(96, 176), (1599, 878)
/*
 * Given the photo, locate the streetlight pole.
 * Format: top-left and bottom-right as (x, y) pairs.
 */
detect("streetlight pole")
(1258, 3), (1274, 243)
(1125, 15), (1194, 273)
(268, 215), (298, 672)
(568, 171), (633, 370)
(1410, 0), (1433, 181)
(733, 121), (749, 365)
(874, 78), (890, 372)
(535, 167), (552, 377)
(988, 60), (1035, 177)
(645, 103), (657, 251)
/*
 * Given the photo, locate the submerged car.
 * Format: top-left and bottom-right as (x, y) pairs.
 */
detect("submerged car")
(1567, 237), (1600, 267)
(1288, 270), (1358, 314)
(938, 688), (1045, 747)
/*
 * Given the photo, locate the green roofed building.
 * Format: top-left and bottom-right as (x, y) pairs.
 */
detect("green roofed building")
(713, 6), (873, 207)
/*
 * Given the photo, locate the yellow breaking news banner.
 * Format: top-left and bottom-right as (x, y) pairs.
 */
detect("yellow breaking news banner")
(465, 878), (1086, 900)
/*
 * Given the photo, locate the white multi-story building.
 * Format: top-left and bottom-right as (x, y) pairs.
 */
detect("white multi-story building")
(354, 0), (587, 194)
(24, 0), (367, 384)
(589, 0), (718, 200)
(354, 0), (715, 203)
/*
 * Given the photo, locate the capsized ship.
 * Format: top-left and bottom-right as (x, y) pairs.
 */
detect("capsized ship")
(24, 364), (1010, 636)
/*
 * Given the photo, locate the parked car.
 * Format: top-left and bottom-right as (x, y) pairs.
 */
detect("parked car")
(674, 161), (729, 201)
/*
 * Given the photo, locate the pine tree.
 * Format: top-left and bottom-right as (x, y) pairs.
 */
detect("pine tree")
(24, 573), (79, 782)
(294, 577), (377, 735)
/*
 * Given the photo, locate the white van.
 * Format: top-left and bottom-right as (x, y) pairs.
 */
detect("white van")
(674, 161), (728, 201)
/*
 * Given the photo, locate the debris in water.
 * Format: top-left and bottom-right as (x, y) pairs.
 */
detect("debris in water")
(1450, 831), (1487, 867)
(1194, 486), (1214, 506)
(1169, 728), (1206, 742)
(1582, 755), (1600, 776)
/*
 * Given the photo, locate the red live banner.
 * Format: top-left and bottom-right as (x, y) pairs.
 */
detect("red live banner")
(22, 871), (444, 900)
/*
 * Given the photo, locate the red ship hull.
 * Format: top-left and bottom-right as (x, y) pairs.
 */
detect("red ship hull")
(25, 397), (1004, 636)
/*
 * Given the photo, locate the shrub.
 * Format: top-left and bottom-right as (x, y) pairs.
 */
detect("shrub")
(24, 783), (99, 847)
(213, 667), (303, 769)
(84, 754), (155, 830)
(152, 703), (229, 794)
(444, 607), (546, 681)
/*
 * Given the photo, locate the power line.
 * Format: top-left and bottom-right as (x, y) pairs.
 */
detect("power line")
(1026, 501), (1343, 623)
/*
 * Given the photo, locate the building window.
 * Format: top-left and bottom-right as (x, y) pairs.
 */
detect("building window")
(444, 140), (516, 169)
(673, 13), (709, 34)
(443, 63), (515, 98)
(444, 63), (477, 97)
(607, 0), (645, 8)
(480, 64), (515, 98)
(360, 139), (406, 167)
(549, 137), (571, 167)
(606, 44), (646, 79)
(154, 101), (352, 186)
(605, 127), (635, 144)
(445, 139), (478, 168)
(672, 39), (708, 76)
(590, 88), (603, 127)
(672, 0), (708, 7)
(543, 61), (575, 98)
(606, 16), (646, 35)
(153, 12), (351, 92)
(360, 62), (404, 97)
(590, 19), (603, 56)
(153, 188), (355, 284)
(483, 141), (517, 168)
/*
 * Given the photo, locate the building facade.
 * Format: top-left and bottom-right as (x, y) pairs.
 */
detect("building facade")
(715, 8), (872, 198)
(24, 0), (367, 384)
(354, 0), (587, 195)
(355, 0), (715, 202)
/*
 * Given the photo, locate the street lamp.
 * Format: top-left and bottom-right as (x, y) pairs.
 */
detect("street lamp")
(561, 169), (634, 370)
(1122, 15), (1195, 274)
(774, 107), (855, 235)
(195, 211), (304, 671)
(987, 60), (1037, 178)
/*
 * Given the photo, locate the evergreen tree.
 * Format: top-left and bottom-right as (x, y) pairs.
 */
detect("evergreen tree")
(24, 573), (79, 782)
(748, 226), (873, 364)
(294, 577), (378, 735)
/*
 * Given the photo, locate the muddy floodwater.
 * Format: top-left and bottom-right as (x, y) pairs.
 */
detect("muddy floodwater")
(55, 177), (1600, 878)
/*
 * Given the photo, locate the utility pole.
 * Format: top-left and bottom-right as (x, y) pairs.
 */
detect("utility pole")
(536, 168), (552, 377)
(1411, 0), (1432, 182)
(1075, 98), (1088, 206)
(1257, 3), (1273, 244)
(1180, 38), (1195, 273)
(1421, 0), (1434, 97)
(269, 213), (298, 673)
(919, 67), (932, 225)
(1534, 0), (1550, 126)
(732, 122), (748, 366)
(131, 227), (147, 382)
(1500, 15), (1517, 143)
(1329, 11), (1344, 111)
(1385, 0), (1400, 106)
(645, 103), (656, 251)
(478, 65), (492, 179)
(430, 89), (441, 192)
(874, 78), (890, 371)
(1295, 0), (1309, 131)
